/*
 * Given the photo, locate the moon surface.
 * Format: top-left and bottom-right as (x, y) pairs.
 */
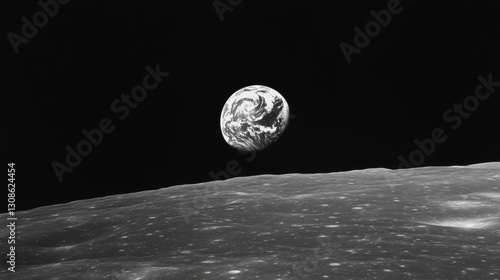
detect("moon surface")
(220, 85), (290, 151)
(2, 163), (500, 279)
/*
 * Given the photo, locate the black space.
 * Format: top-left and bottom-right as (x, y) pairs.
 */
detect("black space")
(3, 0), (500, 211)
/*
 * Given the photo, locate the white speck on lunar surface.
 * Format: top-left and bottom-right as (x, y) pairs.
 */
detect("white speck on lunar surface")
(2, 163), (500, 279)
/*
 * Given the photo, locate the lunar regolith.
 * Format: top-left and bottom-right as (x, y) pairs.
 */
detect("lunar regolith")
(2, 163), (500, 279)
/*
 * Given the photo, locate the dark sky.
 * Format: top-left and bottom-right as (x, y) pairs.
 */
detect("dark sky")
(3, 0), (500, 211)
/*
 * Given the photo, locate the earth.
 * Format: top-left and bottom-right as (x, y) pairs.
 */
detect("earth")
(2, 163), (499, 279)
(220, 85), (290, 151)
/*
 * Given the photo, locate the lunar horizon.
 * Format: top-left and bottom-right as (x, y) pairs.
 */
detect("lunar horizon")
(5, 1), (500, 279)
(2, 162), (499, 279)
